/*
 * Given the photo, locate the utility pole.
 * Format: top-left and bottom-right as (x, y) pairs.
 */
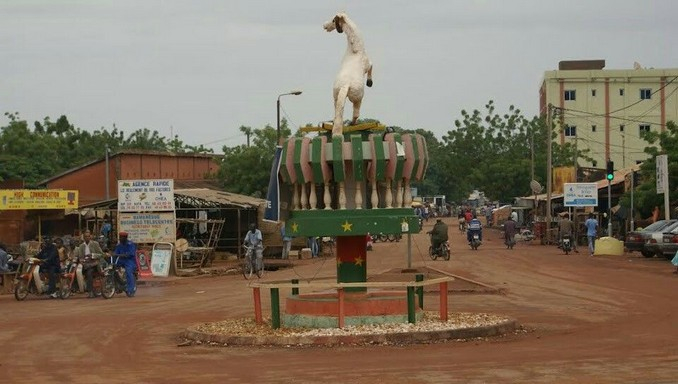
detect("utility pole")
(546, 104), (553, 245)
(530, 133), (535, 183)
(630, 170), (635, 231)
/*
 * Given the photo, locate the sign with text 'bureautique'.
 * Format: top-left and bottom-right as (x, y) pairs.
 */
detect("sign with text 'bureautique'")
(118, 179), (174, 212)
(0, 189), (79, 210)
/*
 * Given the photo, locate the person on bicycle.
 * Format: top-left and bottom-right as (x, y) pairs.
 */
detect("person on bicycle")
(244, 223), (263, 268)
(467, 215), (483, 244)
(113, 231), (137, 297)
(428, 219), (449, 255)
(77, 230), (104, 298)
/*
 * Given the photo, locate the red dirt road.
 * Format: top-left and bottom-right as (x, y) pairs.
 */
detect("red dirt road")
(2, 217), (677, 383)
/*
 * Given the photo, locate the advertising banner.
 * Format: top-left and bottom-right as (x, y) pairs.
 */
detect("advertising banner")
(118, 212), (176, 243)
(151, 248), (172, 277)
(0, 189), (78, 210)
(263, 146), (282, 222)
(563, 183), (598, 207)
(118, 179), (174, 212)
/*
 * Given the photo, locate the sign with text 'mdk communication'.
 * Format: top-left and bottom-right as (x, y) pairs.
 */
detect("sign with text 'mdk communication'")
(118, 179), (174, 212)
(0, 189), (79, 210)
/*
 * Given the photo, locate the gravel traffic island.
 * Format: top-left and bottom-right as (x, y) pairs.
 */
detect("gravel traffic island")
(182, 312), (518, 347)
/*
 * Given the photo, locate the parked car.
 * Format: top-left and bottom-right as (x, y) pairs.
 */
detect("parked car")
(643, 223), (678, 260)
(624, 219), (677, 257)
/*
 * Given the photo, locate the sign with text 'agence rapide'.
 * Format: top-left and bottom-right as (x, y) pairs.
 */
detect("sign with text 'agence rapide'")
(117, 179), (175, 212)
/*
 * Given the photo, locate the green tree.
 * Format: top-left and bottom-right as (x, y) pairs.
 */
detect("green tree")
(620, 121), (678, 218)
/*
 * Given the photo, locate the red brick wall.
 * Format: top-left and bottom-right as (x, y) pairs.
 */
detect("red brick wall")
(45, 153), (221, 206)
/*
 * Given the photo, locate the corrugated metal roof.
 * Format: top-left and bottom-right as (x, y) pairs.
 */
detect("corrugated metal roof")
(175, 188), (265, 209)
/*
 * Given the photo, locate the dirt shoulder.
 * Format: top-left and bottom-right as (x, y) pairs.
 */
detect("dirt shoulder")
(2, 217), (677, 383)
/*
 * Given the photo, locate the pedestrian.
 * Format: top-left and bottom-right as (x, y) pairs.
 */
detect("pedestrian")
(671, 251), (678, 274)
(503, 215), (517, 247)
(308, 236), (319, 258)
(0, 242), (9, 273)
(585, 213), (599, 256)
(280, 222), (292, 259)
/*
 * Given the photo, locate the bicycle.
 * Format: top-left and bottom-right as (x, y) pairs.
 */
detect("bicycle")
(242, 244), (264, 279)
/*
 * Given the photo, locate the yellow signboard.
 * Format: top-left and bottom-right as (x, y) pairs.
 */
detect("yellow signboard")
(0, 189), (79, 210)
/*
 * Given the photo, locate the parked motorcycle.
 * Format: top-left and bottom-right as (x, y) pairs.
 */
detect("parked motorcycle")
(14, 258), (54, 301)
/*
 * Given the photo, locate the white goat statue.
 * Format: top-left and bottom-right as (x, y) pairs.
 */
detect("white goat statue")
(323, 12), (373, 137)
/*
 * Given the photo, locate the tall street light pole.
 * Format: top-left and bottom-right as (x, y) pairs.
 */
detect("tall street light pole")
(277, 90), (303, 144)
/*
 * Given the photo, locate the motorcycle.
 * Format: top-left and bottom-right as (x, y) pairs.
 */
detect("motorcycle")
(386, 233), (402, 242)
(561, 234), (573, 255)
(109, 255), (137, 296)
(370, 233), (388, 243)
(14, 258), (55, 301)
(427, 233), (450, 261)
(79, 254), (116, 299)
(469, 230), (482, 250)
(58, 256), (86, 299)
(519, 228), (535, 242)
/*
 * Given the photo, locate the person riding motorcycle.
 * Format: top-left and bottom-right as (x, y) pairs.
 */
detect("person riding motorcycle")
(113, 231), (138, 297)
(36, 237), (60, 298)
(428, 219), (449, 255)
(467, 215), (483, 244)
(558, 213), (576, 251)
(77, 230), (105, 298)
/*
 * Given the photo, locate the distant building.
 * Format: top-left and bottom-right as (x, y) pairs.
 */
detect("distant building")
(540, 60), (678, 168)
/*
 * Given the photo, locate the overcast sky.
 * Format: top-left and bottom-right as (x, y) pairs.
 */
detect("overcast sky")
(2, 1), (677, 152)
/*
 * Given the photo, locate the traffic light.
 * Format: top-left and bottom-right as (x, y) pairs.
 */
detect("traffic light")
(606, 160), (614, 181)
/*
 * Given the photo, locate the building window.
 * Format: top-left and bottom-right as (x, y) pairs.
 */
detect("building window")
(619, 125), (624, 132)
(564, 90), (576, 101)
(591, 125), (596, 132)
(592, 160), (597, 167)
(640, 88), (652, 100)
(619, 88), (624, 96)
(591, 89), (596, 97)
(639, 124), (651, 135)
(564, 125), (576, 137)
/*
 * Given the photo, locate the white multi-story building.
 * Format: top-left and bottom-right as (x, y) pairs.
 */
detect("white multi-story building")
(540, 60), (678, 169)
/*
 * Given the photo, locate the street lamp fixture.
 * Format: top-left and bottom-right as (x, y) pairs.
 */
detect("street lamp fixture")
(277, 90), (303, 144)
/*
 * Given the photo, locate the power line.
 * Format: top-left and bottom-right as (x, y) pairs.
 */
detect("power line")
(608, 75), (678, 115)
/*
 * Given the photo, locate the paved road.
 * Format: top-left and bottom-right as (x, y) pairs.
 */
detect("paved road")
(2, 217), (677, 383)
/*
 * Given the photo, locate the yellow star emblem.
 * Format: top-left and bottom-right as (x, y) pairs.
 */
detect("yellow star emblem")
(291, 222), (299, 233)
(354, 256), (364, 266)
(341, 220), (353, 232)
